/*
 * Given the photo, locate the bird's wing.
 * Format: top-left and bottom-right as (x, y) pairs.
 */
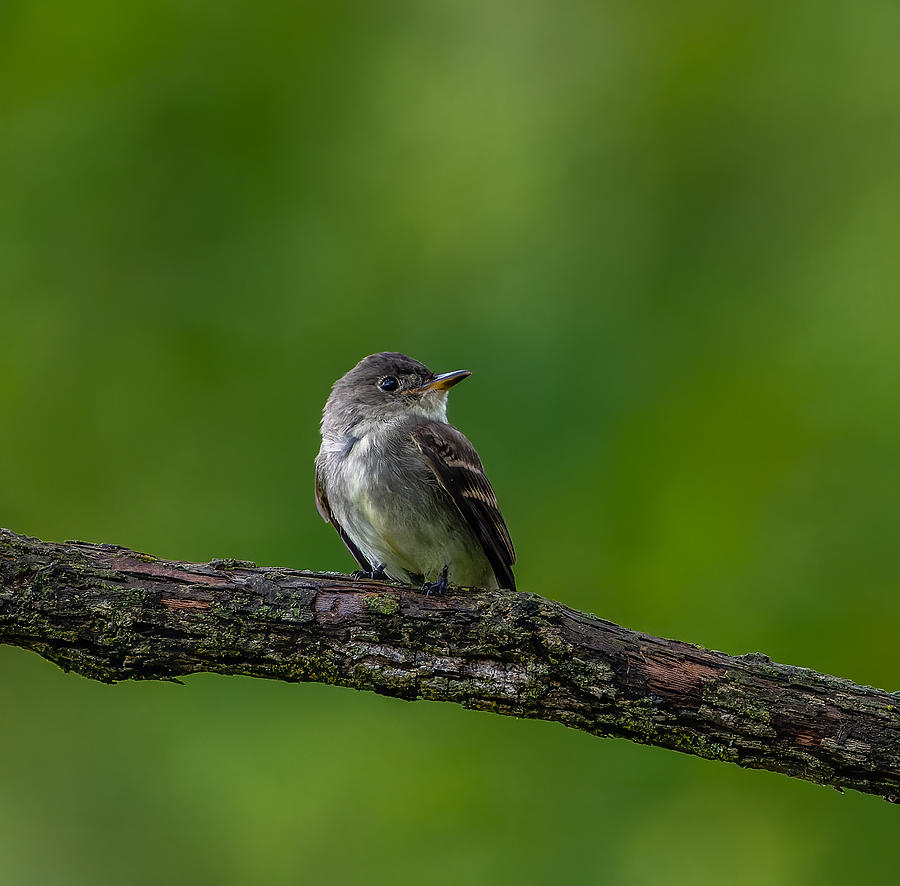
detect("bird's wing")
(315, 467), (372, 573)
(411, 422), (516, 591)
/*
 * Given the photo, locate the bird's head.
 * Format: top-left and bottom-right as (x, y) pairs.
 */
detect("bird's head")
(321, 352), (470, 437)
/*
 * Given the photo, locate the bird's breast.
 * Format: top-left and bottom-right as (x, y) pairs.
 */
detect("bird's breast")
(321, 428), (494, 587)
(328, 432), (415, 543)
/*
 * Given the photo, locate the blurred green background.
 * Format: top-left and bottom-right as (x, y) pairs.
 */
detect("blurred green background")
(2, 1), (899, 883)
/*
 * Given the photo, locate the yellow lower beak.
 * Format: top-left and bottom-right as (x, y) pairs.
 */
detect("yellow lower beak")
(409, 370), (471, 393)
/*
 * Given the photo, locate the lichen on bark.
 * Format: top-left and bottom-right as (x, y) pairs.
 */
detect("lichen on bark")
(1, 528), (899, 803)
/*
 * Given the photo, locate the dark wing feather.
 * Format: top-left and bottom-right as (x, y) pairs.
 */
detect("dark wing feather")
(411, 423), (516, 591)
(314, 468), (372, 573)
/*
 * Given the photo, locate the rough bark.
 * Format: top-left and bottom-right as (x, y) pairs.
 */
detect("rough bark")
(1, 528), (898, 802)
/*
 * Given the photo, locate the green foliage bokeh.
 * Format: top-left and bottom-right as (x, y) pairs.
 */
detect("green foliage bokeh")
(2, 2), (899, 883)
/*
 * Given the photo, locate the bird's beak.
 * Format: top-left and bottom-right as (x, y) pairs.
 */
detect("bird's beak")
(408, 370), (472, 394)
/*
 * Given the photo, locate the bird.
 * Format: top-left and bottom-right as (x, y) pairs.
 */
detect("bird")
(314, 352), (515, 593)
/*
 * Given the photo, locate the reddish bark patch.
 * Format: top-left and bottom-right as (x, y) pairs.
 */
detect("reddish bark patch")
(161, 597), (210, 610)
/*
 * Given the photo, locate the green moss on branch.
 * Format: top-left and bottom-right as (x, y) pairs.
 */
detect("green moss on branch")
(1, 527), (899, 803)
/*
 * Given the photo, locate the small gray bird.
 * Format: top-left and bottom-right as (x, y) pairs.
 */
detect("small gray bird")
(315, 352), (515, 593)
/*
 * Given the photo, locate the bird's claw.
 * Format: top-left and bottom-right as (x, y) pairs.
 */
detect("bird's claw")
(423, 564), (450, 596)
(351, 563), (390, 581)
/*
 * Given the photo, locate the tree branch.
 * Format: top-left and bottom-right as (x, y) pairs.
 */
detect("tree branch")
(1, 528), (898, 802)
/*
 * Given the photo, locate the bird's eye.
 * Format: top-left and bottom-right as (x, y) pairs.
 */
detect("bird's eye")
(379, 376), (400, 392)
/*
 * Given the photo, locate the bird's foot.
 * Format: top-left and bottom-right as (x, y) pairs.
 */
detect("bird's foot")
(351, 563), (390, 581)
(423, 564), (450, 596)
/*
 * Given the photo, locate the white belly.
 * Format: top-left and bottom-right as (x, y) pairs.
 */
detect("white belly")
(328, 438), (496, 588)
